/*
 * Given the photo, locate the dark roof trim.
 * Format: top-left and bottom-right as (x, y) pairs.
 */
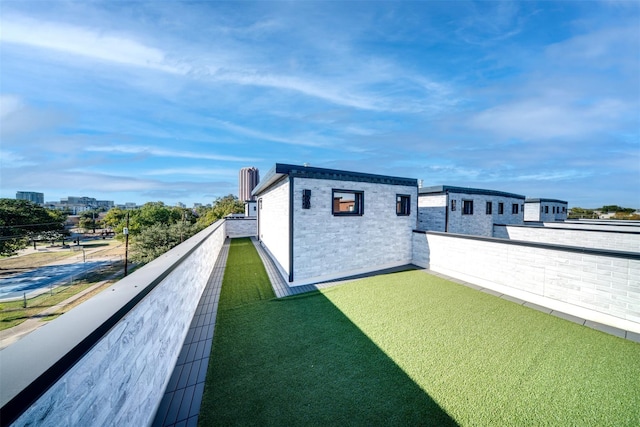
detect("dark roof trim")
(419, 185), (525, 200)
(412, 229), (640, 260)
(525, 198), (568, 204)
(253, 163), (417, 196)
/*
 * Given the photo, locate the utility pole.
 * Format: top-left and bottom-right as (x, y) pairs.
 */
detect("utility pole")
(124, 212), (130, 277)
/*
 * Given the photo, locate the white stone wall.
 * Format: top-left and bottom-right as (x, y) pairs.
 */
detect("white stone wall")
(524, 202), (540, 222)
(291, 177), (416, 283)
(526, 201), (568, 222)
(547, 221), (640, 232)
(494, 224), (640, 252)
(10, 221), (228, 427)
(226, 217), (257, 237)
(417, 194), (446, 231)
(412, 231), (640, 332)
(257, 177), (290, 277)
(419, 193), (524, 237)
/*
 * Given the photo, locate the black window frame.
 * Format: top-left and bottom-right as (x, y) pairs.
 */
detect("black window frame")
(498, 202), (504, 215)
(462, 200), (474, 215)
(332, 189), (364, 216)
(396, 194), (411, 216)
(451, 199), (457, 211)
(486, 201), (492, 215)
(512, 203), (519, 214)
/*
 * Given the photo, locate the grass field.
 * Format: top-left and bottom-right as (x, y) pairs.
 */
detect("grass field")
(200, 238), (640, 426)
(0, 261), (125, 330)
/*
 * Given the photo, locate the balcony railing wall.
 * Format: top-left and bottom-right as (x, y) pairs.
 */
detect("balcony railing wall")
(0, 219), (240, 426)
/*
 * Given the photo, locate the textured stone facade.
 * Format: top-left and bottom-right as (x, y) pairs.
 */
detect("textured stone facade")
(524, 199), (568, 222)
(226, 217), (257, 237)
(291, 177), (416, 283)
(413, 231), (640, 331)
(10, 221), (227, 427)
(418, 189), (524, 237)
(256, 177), (290, 277)
(494, 224), (640, 252)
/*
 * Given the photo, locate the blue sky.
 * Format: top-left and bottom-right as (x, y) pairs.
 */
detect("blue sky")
(1, 1), (638, 208)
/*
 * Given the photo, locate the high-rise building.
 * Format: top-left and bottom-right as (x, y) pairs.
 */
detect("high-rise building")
(16, 191), (44, 205)
(239, 167), (260, 201)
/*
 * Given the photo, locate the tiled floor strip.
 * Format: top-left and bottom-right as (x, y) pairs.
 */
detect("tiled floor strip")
(152, 239), (230, 427)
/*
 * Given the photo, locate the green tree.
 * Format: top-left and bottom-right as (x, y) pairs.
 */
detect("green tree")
(130, 222), (200, 264)
(0, 199), (68, 256)
(78, 210), (102, 233)
(196, 195), (244, 228)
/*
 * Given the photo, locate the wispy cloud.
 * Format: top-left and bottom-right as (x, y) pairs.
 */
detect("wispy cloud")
(85, 145), (260, 163)
(0, 15), (186, 74)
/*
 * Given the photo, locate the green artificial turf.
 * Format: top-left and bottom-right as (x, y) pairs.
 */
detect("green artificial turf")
(199, 238), (640, 426)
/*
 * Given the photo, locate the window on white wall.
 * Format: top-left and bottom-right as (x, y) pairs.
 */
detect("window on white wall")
(498, 202), (504, 214)
(463, 200), (473, 215)
(451, 199), (457, 211)
(512, 203), (519, 214)
(486, 201), (492, 214)
(396, 194), (411, 216)
(332, 190), (364, 216)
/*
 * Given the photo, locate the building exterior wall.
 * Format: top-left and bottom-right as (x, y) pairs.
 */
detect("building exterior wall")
(244, 201), (257, 217)
(291, 177), (416, 283)
(493, 224), (640, 253)
(257, 177), (290, 277)
(16, 191), (44, 205)
(525, 201), (568, 222)
(226, 217), (257, 237)
(412, 231), (640, 332)
(8, 221), (227, 427)
(418, 192), (524, 237)
(417, 194), (446, 231)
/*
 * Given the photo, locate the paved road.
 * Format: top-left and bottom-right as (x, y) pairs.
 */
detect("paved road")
(0, 261), (110, 300)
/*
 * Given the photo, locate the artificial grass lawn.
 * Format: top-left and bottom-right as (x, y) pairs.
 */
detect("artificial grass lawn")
(200, 238), (640, 426)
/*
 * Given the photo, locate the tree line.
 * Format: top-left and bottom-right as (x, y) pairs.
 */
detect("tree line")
(0, 195), (244, 260)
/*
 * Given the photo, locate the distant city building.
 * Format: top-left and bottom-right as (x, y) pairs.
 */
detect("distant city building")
(418, 185), (526, 237)
(176, 202), (186, 208)
(16, 191), (44, 205)
(239, 167), (260, 201)
(45, 196), (114, 214)
(524, 198), (568, 222)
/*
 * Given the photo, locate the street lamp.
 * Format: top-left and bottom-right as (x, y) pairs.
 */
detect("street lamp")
(123, 212), (130, 277)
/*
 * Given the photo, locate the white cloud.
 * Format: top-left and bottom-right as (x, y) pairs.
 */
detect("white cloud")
(84, 144), (259, 163)
(0, 15), (186, 74)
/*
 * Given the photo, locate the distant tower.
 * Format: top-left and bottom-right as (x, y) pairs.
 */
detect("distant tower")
(239, 167), (260, 201)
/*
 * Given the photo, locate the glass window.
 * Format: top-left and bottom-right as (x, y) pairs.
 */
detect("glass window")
(332, 190), (364, 215)
(512, 203), (519, 214)
(451, 199), (457, 211)
(396, 194), (411, 216)
(498, 202), (504, 214)
(486, 201), (492, 215)
(463, 200), (473, 215)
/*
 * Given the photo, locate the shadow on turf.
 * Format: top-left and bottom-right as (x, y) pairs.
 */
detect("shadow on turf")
(201, 240), (458, 426)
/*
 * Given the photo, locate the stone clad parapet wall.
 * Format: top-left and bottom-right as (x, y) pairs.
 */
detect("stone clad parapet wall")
(2, 220), (228, 427)
(494, 224), (640, 252)
(412, 230), (640, 333)
(225, 217), (257, 237)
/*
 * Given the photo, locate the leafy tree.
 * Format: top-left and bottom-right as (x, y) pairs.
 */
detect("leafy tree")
(196, 195), (244, 228)
(0, 199), (68, 256)
(78, 210), (102, 233)
(130, 222), (200, 264)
